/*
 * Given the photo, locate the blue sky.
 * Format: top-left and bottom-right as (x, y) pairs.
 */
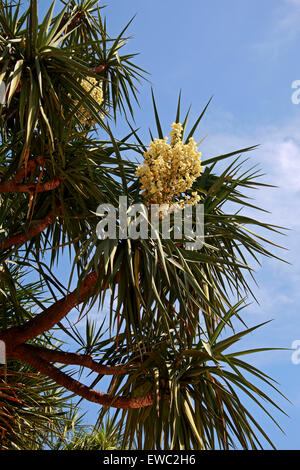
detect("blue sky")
(37, 0), (300, 449)
(101, 0), (300, 449)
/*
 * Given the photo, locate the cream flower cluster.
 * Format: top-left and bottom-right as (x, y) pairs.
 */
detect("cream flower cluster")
(136, 122), (204, 210)
(76, 77), (104, 126)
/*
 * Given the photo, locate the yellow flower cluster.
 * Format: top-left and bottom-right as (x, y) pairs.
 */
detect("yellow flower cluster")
(136, 122), (204, 210)
(76, 77), (104, 126)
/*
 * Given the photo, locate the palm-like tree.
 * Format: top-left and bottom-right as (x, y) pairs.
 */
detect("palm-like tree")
(0, 0), (287, 450)
(0, 265), (87, 450)
(50, 414), (126, 450)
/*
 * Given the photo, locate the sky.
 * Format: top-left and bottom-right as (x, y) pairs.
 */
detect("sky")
(37, 0), (300, 449)
(103, 0), (300, 450)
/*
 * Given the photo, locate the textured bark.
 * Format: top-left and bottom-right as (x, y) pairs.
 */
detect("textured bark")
(1, 270), (99, 351)
(13, 345), (155, 409)
(92, 64), (107, 74)
(0, 175), (61, 194)
(2, 211), (59, 250)
(9, 156), (44, 183)
(21, 344), (132, 375)
(0, 150), (148, 407)
(0, 155), (60, 193)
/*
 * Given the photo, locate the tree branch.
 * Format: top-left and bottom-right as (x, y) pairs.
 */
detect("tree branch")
(21, 344), (132, 376)
(13, 345), (155, 409)
(2, 210), (60, 250)
(1, 269), (99, 351)
(8, 156), (44, 184)
(0, 176), (61, 194)
(91, 64), (107, 74)
(0, 155), (61, 194)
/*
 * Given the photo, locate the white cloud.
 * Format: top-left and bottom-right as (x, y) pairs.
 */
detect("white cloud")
(199, 116), (300, 370)
(201, 117), (300, 229)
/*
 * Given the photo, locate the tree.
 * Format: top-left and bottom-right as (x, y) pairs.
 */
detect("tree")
(0, 264), (86, 450)
(0, 0), (287, 450)
(49, 414), (127, 450)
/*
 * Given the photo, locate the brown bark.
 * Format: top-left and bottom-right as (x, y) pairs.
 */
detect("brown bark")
(0, 176), (61, 194)
(1, 269), (99, 351)
(10, 156), (44, 183)
(13, 345), (155, 409)
(2, 210), (60, 250)
(0, 149), (152, 409)
(21, 344), (131, 375)
(92, 64), (107, 75)
(0, 155), (60, 194)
